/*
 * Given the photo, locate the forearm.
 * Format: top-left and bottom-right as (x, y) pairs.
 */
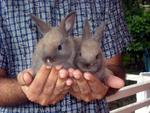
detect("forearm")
(0, 77), (28, 107)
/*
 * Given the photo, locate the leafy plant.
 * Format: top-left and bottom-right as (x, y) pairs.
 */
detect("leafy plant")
(122, 0), (145, 17)
(126, 12), (150, 52)
(122, 0), (150, 72)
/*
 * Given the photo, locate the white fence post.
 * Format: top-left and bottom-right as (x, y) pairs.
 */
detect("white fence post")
(135, 72), (150, 113)
(108, 73), (150, 113)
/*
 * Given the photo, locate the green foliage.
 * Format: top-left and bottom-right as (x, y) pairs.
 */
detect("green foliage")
(126, 12), (150, 52)
(122, 0), (143, 16)
(122, 0), (150, 53)
(122, 0), (150, 72)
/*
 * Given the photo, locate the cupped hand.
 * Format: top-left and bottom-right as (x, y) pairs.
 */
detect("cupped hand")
(68, 68), (108, 102)
(17, 65), (72, 106)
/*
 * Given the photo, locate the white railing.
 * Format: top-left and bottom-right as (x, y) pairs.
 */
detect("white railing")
(107, 72), (150, 113)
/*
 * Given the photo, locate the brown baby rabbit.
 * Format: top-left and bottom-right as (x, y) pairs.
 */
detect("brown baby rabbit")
(75, 19), (106, 80)
(31, 12), (76, 76)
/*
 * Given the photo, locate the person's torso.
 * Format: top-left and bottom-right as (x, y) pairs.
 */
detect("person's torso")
(0, 0), (109, 113)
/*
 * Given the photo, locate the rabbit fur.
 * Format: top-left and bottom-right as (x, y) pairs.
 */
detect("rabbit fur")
(74, 19), (106, 80)
(31, 12), (76, 76)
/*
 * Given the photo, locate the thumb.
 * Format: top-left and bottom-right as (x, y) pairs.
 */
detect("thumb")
(104, 68), (125, 89)
(17, 69), (33, 86)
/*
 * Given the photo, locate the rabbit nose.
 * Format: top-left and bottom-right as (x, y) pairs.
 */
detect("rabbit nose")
(85, 63), (90, 68)
(85, 63), (94, 68)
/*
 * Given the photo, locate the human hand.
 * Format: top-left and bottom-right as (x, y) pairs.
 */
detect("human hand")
(104, 68), (125, 89)
(17, 65), (72, 106)
(68, 68), (108, 102)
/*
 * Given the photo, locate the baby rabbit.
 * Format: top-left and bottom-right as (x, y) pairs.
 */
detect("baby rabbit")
(31, 12), (76, 75)
(75, 19), (106, 80)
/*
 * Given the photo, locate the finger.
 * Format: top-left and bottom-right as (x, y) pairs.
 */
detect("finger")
(55, 65), (63, 70)
(105, 74), (125, 88)
(71, 79), (80, 93)
(26, 68), (34, 75)
(17, 71), (25, 85)
(53, 69), (69, 95)
(84, 73), (108, 95)
(70, 88), (92, 102)
(30, 65), (51, 94)
(66, 78), (73, 86)
(59, 69), (68, 79)
(17, 70), (33, 86)
(73, 69), (82, 79)
(23, 72), (33, 85)
(38, 96), (50, 106)
(49, 85), (69, 105)
(50, 94), (65, 105)
(69, 89), (81, 100)
(68, 68), (74, 77)
(42, 67), (58, 96)
(73, 70), (91, 95)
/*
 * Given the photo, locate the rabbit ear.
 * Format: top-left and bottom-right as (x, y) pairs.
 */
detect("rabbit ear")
(29, 14), (51, 34)
(59, 11), (76, 34)
(95, 22), (106, 42)
(82, 19), (92, 39)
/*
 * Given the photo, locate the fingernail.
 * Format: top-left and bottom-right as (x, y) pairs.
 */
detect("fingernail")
(84, 73), (92, 80)
(23, 73), (33, 85)
(59, 69), (68, 78)
(68, 68), (74, 72)
(46, 65), (52, 69)
(74, 74), (81, 79)
(27, 69), (34, 75)
(68, 68), (74, 77)
(42, 64), (51, 69)
(55, 65), (63, 70)
(73, 70), (82, 79)
(66, 79), (73, 86)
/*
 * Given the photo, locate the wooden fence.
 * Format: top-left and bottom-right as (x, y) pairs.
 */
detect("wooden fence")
(107, 72), (150, 113)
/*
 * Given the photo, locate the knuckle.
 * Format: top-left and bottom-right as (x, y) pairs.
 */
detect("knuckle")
(26, 91), (40, 103)
(38, 97), (50, 106)
(40, 100), (48, 106)
(84, 97), (91, 102)
(92, 93), (103, 100)
(51, 101), (57, 105)
(96, 95), (102, 100)
(82, 89), (90, 95)
(28, 95), (38, 102)
(48, 98), (57, 105)
(48, 99), (53, 105)
(51, 98), (61, 105)
(50, 95), (64, 105)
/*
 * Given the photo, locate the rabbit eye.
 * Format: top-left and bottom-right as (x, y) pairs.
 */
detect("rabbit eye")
(96, 54), (99, 59)
(58, 44), (62, 50)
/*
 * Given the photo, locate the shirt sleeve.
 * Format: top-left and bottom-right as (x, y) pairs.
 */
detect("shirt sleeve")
(102, 0), (132, 58)
(0, 11), (8, 70)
